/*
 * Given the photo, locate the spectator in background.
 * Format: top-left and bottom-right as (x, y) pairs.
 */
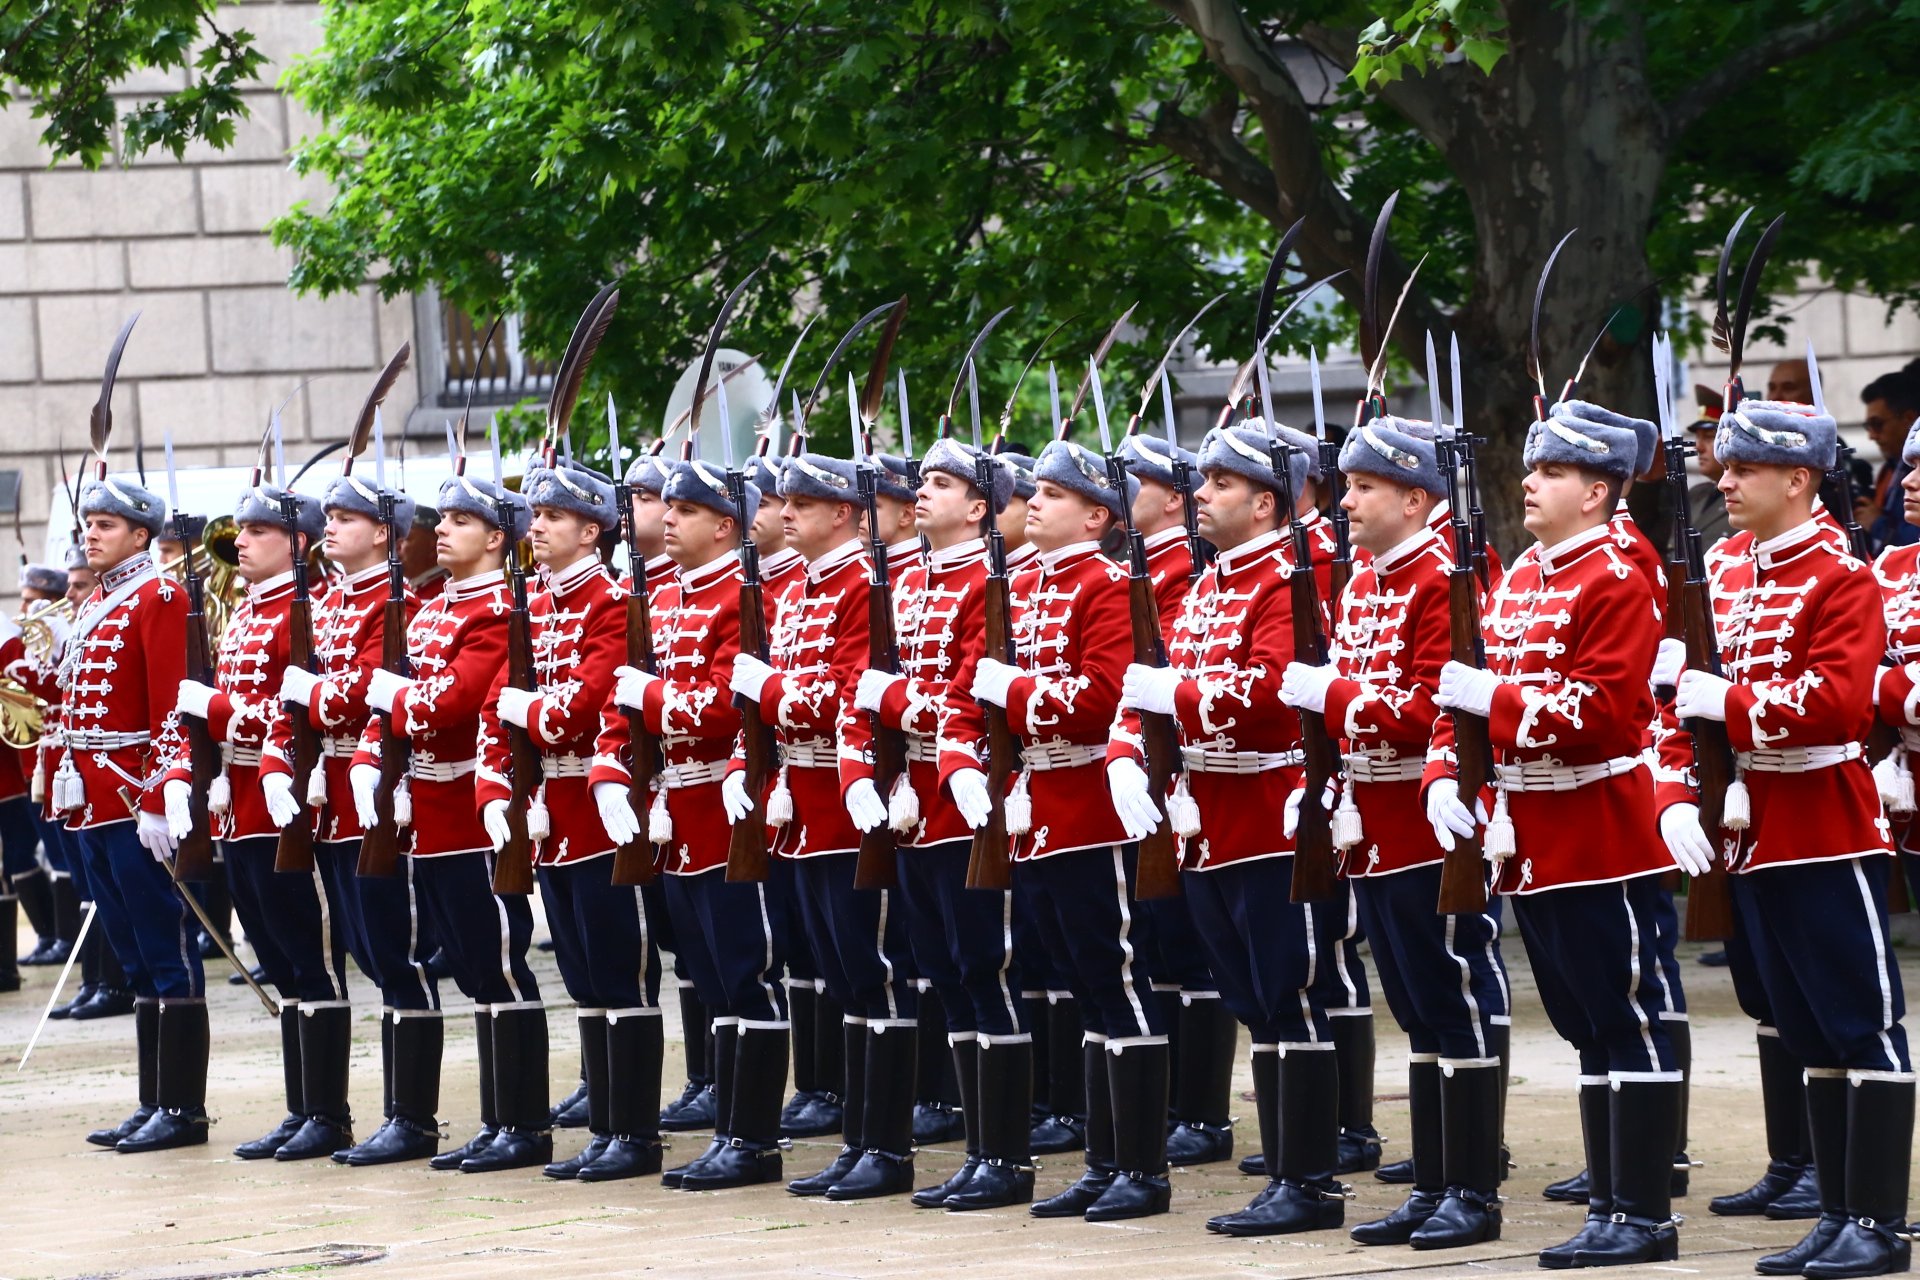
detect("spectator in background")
(1767, 357), (1811, 404)
(1860, 364), (1920, 552)
(1688, 385), (1732, 546)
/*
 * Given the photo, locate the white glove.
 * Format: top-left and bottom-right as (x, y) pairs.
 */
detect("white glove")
(162, 779), (194, 842)
(1105, 756), (1163, 842)
(497, 685), (538, 730)
(722, 770), (753, 823)
(481, 799), (512, 852)
(1120, 663), (1182, 716)
(1660, 802), (1717, 877)
(1280, 661), (1338, 713)
(948, 767), (993, 830)
(1435, 661), (1500, 717)
(730, 653), (775, 702)
(854, 668), (904, 714)
(1283, 779), (1339, 840)
(970, 658), (1022, 708)
(1675, 669), (1733, 722)
(613, 664), (659, 712)
(366, 668), (415, 716)
(279, 665), (323, 707)
(594, 781), (642, 846)
(350, 763), (380, 829)
(175, 678), (219, 721)
(1650, 638), (1686, 690)
(1424, 777), (1486, 853)
(261, 771), (302, 829)
(137, 810), (177, 862)
(845, 778), (888, 833)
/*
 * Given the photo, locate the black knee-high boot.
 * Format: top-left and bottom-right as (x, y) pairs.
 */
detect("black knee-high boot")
(1351, 1055), (1444, 1244)
(1031, 997), (1087, 1154)
(914, 1033), (983, 1207)
(1031, 1036), (1116, 1217)
(276, 1004), (355, 1160)
(339, 1011), (442, 1165)
(545, 1010), (610, 1178)
(579, 1009), (665, 1181)
(115, 999), (210, 1153)
(234, 1003), (305, 1158)
(1409, 1060), (1502, 1249)
(946, 1037), (1035, 1211)
(432, 1009), (498, 1169)
(1333, 1012), (1381, 1173)
(1085, 1039), (1172, 1222)
(86, 997), (159, 1146)
(1167, 997), (1237, 1165)
(788, 1016), (867, 1194)
(1800, 1073), (1914, 1280)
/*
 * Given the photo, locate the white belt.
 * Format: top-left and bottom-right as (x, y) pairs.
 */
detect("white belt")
(320, 736), (360, 759)
(1738, 743), (1863, 773)
(409, 757), (477, 782)
(1343, 751), (1427, 783)
(220, 743), (263, 769)
(781, 739), (836, 769)
(540, 753), (590, 778)
(63, 729), (149, 750)
(1019, 741), (1106, 772)
(1181, 746), (1304, 775)
(905, 736), (939, 764)
(658, 759), (731, 790)
(1493, 754), (1642, 793)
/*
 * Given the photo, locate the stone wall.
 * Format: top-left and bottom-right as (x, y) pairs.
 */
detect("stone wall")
(0, 0), (420, 589)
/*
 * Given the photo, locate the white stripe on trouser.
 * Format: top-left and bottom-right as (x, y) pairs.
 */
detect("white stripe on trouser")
(307, 860), (345, 1001)
(627, 886), (656, 1010)
(488, 860), (530, 1005)
(991, 886), (1018, 1033)
(1108, 847), (1152, 1038)
(1621, 884), (1660, 1071)
(404, 856), (434, 1009)
(1333, 889), (1361, 1007)
(1298, 901), (1321, 1043)
(1648, 906), (1678, 1015)
(1442, 914), (1488, 1059)
(1481, 906), (1511, 1018)
(875, 888), (899, 1020)
(1850, 858), (1902, 1071)
(754, 883), (779, 1015)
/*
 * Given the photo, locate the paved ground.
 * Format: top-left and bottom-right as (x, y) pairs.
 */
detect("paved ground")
(1, 916), (1911, 1280)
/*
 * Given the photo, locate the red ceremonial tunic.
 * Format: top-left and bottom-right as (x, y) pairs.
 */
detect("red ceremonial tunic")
(476, 554), (626, 866)
(1656, 517), (1890, 870)
(1872, 542), (1920, 853)
(353, 570), (510, 858)
(1428, 522), (1668, 894)
(0, 617), (32, 803)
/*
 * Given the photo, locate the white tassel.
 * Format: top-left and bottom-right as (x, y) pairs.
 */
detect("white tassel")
(1005, 771), (1032, 836)
(1483, 790), (1517, 862)
(54, 757), (81, 811)
(648, 783), (672, 845)
(887, 772), (919, 834)
(208, 769), (231, 816)
(1167, 773), (1202, 839)
(393, 778), (412, 828)
(1876, 753), (1917, 817)
(1722, 774), (1752, 830)
(766, 764), (794, 826)
(30, 768), (43, 806)
(305, 764), (327, 809)
(528, 800), (551, 841)
(1332, 782), (1364, 851)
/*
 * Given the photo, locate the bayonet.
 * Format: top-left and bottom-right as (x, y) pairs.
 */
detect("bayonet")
(1450, 334), (1464, 434)
(897, 370), (913, 458)
(968, 359), (982, 449)
(719, 373), (737, 472)
(373, 410), (387, 488)
(1807, 337), (1827, 416)
(163, 429), (180, 514)
(1255, 348), (1279, 435)
(1426, 331), (1444, 430)
(1090, 357), (1112, 453)
(1160, 372), (1179, 451)
(272, 409), (286, 486)
(1309, 348), (1327, 441)
(606, 394), (622, 477)
(1047, 364), (1062, 434)
(490, 421), (505, 487)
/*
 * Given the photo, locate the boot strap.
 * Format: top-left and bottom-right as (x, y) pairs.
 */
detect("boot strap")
(1607, 1211), (1682, 1230)
(1282, 1177), (1352, 1201)
(980, 1156), (1038, 1173)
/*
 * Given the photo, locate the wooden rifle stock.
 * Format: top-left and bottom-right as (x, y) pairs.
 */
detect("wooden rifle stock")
(853, 567), (905, 892)
(1287, 558), (1339, 904)
(1436, 562), (1493, 914)
(175, 517), (218, 882)
(357, 589), (411, 878)
(966, 566), (1015, 890)
(492, 545), (540, 896)
(1127, 565), (1183, 902)
(273, 516), (321, 875)
(726, 534), (775, 883)
(1678, 577), (1737, 940)
(612, 581), (660, 887)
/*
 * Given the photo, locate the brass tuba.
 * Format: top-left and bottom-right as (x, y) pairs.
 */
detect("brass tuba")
(18, 596), (72, 666)
(158, 515), (241, 650)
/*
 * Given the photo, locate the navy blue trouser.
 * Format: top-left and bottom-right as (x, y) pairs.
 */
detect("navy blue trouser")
(222, 836), (348, 1003)
(1512, 875), (1676, 1076)
(1725, 911), (1776, 1026)
(662, 866), (786, 1024)
(321, 840), (437, 1011)
(896, 840), (1024, 1039)
(1020, 845), (1163, 1041)
(769, 857), (818, 987)
(411, 850), (539, 1006)
(792, 850), (916, 1023)
(70, 819), (203, 1000)
(0, 795), (39, 882)
(38, 815), (73, 878)
(538, 855), (660, 1010)
(1183, 856), (1337, 1045)
(1314, 879), (1373, 1014)
(1143, 893), (1214, 994)
(1647, 881), (1688, 1017)
(1010, 872), (1059, 995)
(1354, 865), (1508, 1059)
(1733, 856), (1911, 1073)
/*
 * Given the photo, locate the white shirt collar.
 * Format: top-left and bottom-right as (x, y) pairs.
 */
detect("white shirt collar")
(1038, 540), (1102, 573)
(1375, 526), (1438, 574)
(245, 569), (297, 601)
(643, 552), (676, 579)
(680, 548), (740, 590)
(887, 537), (923, 562)
(1142, 525), (1187, 552)
(1754, 515), (1825, 569)
(758, 546), (802, 577)
(926, 538), (988, 570)
(1216, 528), (1285, 575)
(1006, 542), (1039, 570)
(805, 536), (864, 584)
(1537, 522), (1613, 574)
(547, 551), (605, 597)
(338, 562), (388, 591)
(446, 568), (507, 601)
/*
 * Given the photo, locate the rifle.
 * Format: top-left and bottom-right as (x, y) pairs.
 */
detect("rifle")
(966, 446), (1017, 890)
(162, 432), (217, 882)
(609, 399), (660, 886)
(725, 461), (775, 884)
(852, 418), (906, 891)
(490, 439), (539, 896)
(273, 487), (322, 874)
(1435, 433), (1493, 914)
(1308, 349), (1353, 606)
(357, 481), (412, 878)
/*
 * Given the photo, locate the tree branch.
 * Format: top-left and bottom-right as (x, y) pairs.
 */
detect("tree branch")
(1665, 0), (1881, 138)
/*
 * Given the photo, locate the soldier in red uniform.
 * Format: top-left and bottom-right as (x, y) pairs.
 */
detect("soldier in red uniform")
(1282, 416), (1509, 1249)
(268, 471), (433, 1166)
(1429, 410), (1682, 1268)
(475, 461), (663, 1184)
(60, 474), (204, 1153)
(968, 437), (1171, 1223)
(727, 448), (918, 1202)
(352, 472), (546, 1174)
(1661, 400), (1912, 1279)
(594, 459), (790, 1192)
(1109, 421), (1339, 1235)
(169, 482), (354, 1163)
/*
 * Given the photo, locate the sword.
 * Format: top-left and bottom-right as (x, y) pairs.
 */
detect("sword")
(16, 902), (93, 1071)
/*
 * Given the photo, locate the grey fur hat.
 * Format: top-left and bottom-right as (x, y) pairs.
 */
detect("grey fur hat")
(20, 563), (66, 595)
(437, 472), (532, 542)
(1202, 422), (1310, 498)
(1338, 416), (1448, 497)
(1115, 433), (1197, 490)
(747, 451), (783, 497)
(77, 474), (168, 537)
(995, 446), (1038, 501)
(1523, 410), (1638, 483)
(63, 542), (88, 571)
(525, 462), (618, 530)
(1554, 400), (1658, 478)
(1714, 400), (1837, 472)
(921, 437), (1012, 515)
(664, 459), (760, 528)
(778, 452), (860, 504)
(625, 451), (675, 497)
(874, 453), (916, 504)
(234, 483), (326, 544)
(1035, 439), (1136, 524)
(323, 471), (417, 538)
(1903, 419), (1920, 468)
